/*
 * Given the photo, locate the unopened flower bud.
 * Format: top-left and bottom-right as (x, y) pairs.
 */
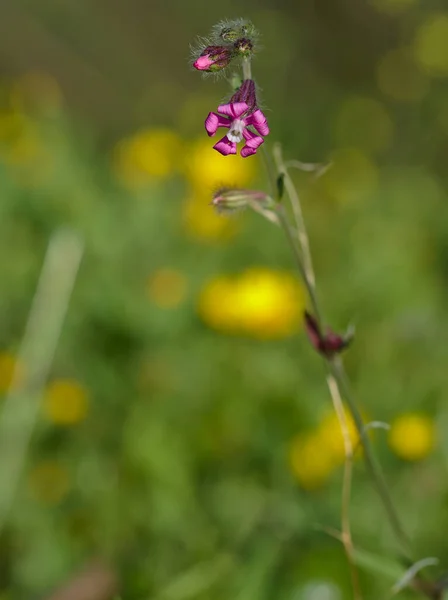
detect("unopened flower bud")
(211, 188), (271, 214)
(193, 46), (234, 72)
(218, 20), (256, 42)
(234, 38), (254, 57)
(304, 311), (353, 357)
(230, 78), (258, 112)
(220, 27), (241, 42)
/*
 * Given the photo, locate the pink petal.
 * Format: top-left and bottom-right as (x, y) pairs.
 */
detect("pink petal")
(194, 56), (214, 70)
(244, 109), (270, 136)
(241, 130), (264, 157)
(205, 112), (230, 137)
(213, 136), (237, 156)
(240, 146), (258, 158)
(242, 129), (264, 149)
(217, 102), (249, 118)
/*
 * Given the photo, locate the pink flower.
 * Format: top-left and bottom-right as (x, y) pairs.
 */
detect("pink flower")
(205, 101), (269, 157)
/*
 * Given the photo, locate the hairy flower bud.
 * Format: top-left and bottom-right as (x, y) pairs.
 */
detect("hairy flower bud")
(211, 188), (271, 214)
(234, 38), (254, 58)
(193, 46), (234, 72)
(217, 20), (257, 43)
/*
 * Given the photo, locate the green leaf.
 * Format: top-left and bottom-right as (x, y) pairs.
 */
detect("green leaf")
(276, 173), (285, 201)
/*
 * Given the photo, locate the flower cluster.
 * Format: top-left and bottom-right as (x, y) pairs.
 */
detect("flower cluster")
(192, 21), (269, 157)
(192, 19), (258, 73)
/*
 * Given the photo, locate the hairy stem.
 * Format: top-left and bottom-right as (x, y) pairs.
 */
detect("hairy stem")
(242, 58), (252, 80)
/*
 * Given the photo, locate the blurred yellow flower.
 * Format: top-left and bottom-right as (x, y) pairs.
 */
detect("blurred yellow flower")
(0, 352), (22, 394)
(414, 13), (448, 76)
(0, 109), (52, 185)
(290, 408), (365, 490)
(0, 111), (42, 163)
(186, 138), (256, 191)
(43, 379), (88, 425)
(183, 192), (238, 241)
(318, 408), (359, 463)
(388, 413), (435, 461)
(28, 461), (70, 505)
(376, 48), (429, 102)
(199, 268), (305, 338)
(147, 268), (188, 308)
(113, 128), (183, 188)
(289, 432), (335, 490)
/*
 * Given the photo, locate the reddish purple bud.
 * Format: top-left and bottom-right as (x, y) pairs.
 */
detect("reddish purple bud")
(304, 311), (353, 357)
(193, 46), (234, 72)
(230, 78), (258, 113)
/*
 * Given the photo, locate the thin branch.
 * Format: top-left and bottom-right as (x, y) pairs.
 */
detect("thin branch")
(266, 143), (414, 561)
(273, 143), (316, 292)
(327, 374), (362, 600)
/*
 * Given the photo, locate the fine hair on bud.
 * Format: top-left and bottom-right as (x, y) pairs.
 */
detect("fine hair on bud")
(211, 19), (258, 46)
(190, 18), (259, 78)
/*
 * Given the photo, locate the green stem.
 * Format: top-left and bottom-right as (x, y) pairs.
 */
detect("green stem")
(242, 58), (252, 80)
(276, 204), (321, 321)
(329, 357), (413, 558)
(260, 143), (413, 560)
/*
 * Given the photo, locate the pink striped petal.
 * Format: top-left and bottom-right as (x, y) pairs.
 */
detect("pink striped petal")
(217, 102), (249, 118)
(213, 136), (237, 156)
(205, 112), (230, 137)
(244, 109), (270, 136)
(242, 129), (264, 149)
(240, 146), (258, 158)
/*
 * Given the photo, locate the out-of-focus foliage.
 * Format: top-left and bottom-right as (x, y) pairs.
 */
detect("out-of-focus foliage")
(0, 0), (448, 599)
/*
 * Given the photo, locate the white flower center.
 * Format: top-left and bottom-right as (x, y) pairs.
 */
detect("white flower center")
(227, 119), (245, 143)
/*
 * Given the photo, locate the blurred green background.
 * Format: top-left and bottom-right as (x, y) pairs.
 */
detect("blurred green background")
(1, 0), (448, 598)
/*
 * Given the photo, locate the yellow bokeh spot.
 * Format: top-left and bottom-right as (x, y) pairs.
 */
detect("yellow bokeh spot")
(43, 379), (88, 425)
(147, 269), (188, 308)
(113, 128), (183, 188)
(185, 138), (256, 192)
(289, 432), (335, 490)
(414, 13), (448, 77)
(388, 413), (435, 461)
(0, 109), (52, 185)
(0, 352), (22, 394)
(369, 0), (418, 15)
(289, 408), (365, 490)
(199, 268), (305, 338)
(318, 409), (360, 463)
(377, 48), (429, 102)
(334, 97), (393, 153)
(183, 193), (238, 241)
(321, 148), (378, 205)
(29, 461), (70, 505)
